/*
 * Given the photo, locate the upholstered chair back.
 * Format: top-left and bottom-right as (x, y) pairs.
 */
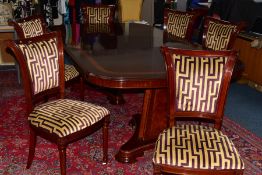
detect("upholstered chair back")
(161, 47), (237, 129)
(118, 0), (143, 22)
(80, 4), (115, 24)
(202, 16), (241, 50)
(18, 37), (60, 95)
(9, 15), (47, 39)
(163, 9), (198, 43)
(6, 32), (64, 103)
(174, 54), (226, 113)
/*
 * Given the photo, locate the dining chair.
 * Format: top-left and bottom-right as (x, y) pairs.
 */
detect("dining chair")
(9, 15), (85, 100)
(118, 0), (143, 22)
(80, 3), (117, 51)
(202, 16), (242, 50)
(152, 47), (244, 175)
(5, 32), (110, 175)
(163, 8), (199, 43)
(80, 3), (116, 24)
(80, 3), (121, 103)
(202, 16), (245, 81)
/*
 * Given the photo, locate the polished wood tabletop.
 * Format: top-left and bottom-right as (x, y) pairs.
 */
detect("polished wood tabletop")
(65, 23), (199, 89)
(65, 23), (201, 163)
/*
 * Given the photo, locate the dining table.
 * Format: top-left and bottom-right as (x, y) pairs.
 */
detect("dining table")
(65, 22), (201, 163)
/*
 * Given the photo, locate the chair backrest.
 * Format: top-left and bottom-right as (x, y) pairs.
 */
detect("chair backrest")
(9, 15), (48, 39)
(118, 0), (143, 22)
(5, 32), (64, 113)
(202, 16), (241, 50)
(161, 47), (237, 129)
(163, 8), (199, 43)
(80, 4), (115, 24)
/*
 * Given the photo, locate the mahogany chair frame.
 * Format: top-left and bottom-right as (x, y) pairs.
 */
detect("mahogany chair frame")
(163, 8), (199, 43)
(153, 47), (243, 175)
(5, 32), (110, 175)
(80, 3), (116, 24)
(9, 15), (85, 100)
(202, 16), (242, 50)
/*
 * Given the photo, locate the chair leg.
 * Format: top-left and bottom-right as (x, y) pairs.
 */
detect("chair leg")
(80, 76), (85, 101)
(58, 145), (67, 175)
(153, 164), (162, 175)
(102, 116), (110, 164)
(26, 129), (36, 169)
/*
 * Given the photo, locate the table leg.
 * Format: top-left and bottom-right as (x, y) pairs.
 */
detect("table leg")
(115, 88), (168, 163)
(107, 90), (125, 105)
(106, 89), (125, 105)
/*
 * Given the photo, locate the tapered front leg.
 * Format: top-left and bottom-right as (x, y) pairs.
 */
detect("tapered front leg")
(79, 76), (85, 101)
(102, 116), (110, 164)
(58, 145), (67, 175)
(26, 128), (37, 169)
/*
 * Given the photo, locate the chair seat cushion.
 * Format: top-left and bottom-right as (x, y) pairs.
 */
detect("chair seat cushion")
(29, 99), (110, 137)
(153, 125), (244, 170)
(65, 64), (79, 81)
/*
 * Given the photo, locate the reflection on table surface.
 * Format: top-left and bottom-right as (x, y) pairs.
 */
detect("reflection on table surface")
(65, 22), (203, 163)
(65, 23), (200, 88)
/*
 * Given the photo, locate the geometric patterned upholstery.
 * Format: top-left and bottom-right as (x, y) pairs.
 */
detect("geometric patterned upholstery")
(205, 21), (237, 50)
(81, 6), (112, 24)
(29, 99), (110, 137)
(173, 54), (227, 113)
(17, 18), (45, 38)
(18, 38), (59, 95)
(65, 64), (79, 82)
(83, 23), (112, 34)
(166, 12), (193, 39)
(153, 124), (245, 170)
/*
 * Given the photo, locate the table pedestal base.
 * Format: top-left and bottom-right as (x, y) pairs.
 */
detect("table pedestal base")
(115, 89), (167, 163)
(115, 114), (156, 163)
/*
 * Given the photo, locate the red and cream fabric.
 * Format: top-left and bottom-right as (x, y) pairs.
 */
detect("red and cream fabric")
(153, 124), (244, 170)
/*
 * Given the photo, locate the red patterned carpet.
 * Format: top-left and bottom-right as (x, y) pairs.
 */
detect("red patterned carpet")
(1, 70), (262, 175)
